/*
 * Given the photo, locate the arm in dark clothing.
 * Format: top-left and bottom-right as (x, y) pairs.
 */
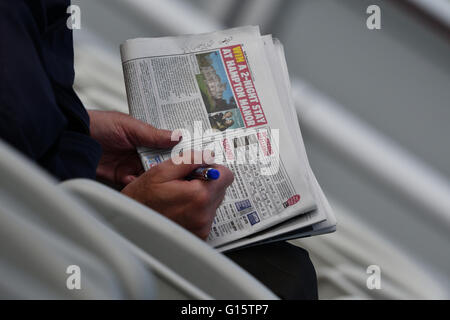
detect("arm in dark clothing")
(0, 0), (101, 180)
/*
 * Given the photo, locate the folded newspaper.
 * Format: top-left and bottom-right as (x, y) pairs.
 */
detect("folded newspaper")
(120, 26), (336, 252)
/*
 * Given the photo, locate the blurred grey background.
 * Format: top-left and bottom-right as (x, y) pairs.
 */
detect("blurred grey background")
(71, 0), (450, 299)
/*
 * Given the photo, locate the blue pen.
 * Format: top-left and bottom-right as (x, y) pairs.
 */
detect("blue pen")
(190, 167), (220, 181)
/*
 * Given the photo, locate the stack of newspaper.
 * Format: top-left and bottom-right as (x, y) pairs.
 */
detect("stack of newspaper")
(120, 26), (336, 251)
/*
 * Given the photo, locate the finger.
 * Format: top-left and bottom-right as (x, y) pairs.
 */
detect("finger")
(194, 225), (213, 241)
(128, 118), (181, 149)
(148, 150), (215, 182)
(174, 163), (233, 197)
(209, 189), (227, 210)
(207, 165), (234, 192)
(122, 175), (138, 185)
(114, 155), (144, 185)
(191, 191), (225, 240)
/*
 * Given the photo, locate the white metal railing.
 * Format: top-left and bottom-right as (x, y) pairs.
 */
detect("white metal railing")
(407, 0), (450, 28)
(291, 200), (449, 299)
(109, 0), (221, 35)
(292, 80), (450, 230)
(232, 0), (284, 30)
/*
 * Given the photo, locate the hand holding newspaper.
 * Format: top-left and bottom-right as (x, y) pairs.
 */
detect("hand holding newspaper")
(120, 26), (336, 251)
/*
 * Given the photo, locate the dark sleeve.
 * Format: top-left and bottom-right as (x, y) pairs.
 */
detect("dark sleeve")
(0, 0), (67, 160)
(0, 0), (101, 180)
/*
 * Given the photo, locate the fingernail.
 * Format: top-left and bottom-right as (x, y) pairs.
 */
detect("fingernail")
(170, 130), (183, 142)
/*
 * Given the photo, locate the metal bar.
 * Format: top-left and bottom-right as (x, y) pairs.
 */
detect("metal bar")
(406, 0), (450, 28)
(392, 0), (450, 37)
(204, 0), (239, 23)
(292, 79), (450, 230)
(110, 0), (222, 35)
(232, 0), (284, 31)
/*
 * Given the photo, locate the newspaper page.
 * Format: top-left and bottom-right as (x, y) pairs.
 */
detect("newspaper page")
(217, 36), (336, 252)
(120, 26), (326, 247)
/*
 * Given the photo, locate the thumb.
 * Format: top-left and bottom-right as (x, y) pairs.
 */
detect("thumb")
(129, 120), (181, 149)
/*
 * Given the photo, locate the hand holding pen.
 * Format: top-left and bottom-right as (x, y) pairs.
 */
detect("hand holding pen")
(122, 150), (234, 239)
(188, 167), (221, 181)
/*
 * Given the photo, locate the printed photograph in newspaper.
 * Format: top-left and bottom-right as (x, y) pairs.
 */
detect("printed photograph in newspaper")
(195, 51), (245, 131)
